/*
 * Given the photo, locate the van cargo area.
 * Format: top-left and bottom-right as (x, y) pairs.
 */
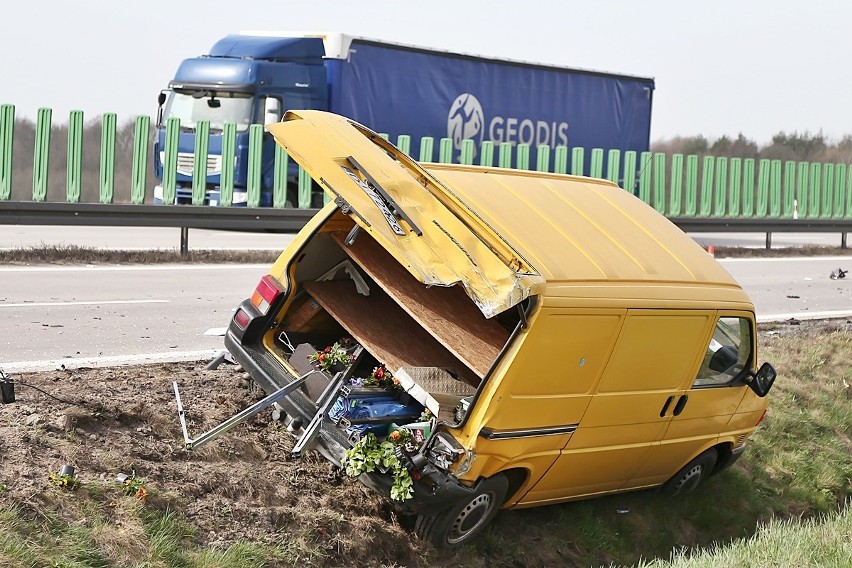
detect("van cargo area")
(226, 213), (523, 458)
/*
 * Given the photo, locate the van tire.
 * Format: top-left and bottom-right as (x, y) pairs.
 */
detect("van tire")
(414, 474), (508, 548)
(661, 449), (717, 495)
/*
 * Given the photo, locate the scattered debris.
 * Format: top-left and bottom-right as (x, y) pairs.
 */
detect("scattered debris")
(830, 268), (848, 280)
(786, 318), (801, 325)
(786, 295), (800, 299)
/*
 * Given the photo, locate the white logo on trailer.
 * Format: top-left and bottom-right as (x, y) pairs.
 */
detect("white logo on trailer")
(447, 93), (484, 155)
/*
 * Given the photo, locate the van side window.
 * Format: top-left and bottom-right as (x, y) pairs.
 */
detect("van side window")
(692, 317), (752, 387)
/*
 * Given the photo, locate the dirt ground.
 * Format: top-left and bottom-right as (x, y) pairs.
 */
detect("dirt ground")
(2, 319), (848, 567)
(0, 361), (432, 567)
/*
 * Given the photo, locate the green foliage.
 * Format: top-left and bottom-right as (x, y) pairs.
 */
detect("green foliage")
(341, 432), (414, 501)
(48, 472), (81, 490)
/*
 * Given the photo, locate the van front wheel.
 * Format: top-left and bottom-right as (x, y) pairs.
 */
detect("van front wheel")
(661, 449), (717, 495)
(414, 474), (508, 548)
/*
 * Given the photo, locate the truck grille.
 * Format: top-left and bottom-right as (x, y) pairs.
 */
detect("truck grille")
(161, 152), (222, 176)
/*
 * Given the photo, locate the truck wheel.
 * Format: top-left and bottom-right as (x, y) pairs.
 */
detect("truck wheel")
(414, 474), (508, 548)
(661, 449), (717, 495)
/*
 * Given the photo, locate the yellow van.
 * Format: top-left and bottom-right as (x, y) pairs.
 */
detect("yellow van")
(223, 111), (776, 548)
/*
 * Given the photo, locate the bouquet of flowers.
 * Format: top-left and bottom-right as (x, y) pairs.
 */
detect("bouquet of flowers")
(361, 364), (399, 389)
(308, 341), (353, 373)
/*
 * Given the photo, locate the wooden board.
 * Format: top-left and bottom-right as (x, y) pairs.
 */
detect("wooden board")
(330, 232), (509, 378)
(303, 280), (481, 386)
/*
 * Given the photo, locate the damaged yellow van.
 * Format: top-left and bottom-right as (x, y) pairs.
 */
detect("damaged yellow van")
(223, 111), (776, 548)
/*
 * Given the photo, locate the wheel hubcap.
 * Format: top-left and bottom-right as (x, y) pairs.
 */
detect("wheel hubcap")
(674, 464), (703, 493)
(447, 492), (494, 544)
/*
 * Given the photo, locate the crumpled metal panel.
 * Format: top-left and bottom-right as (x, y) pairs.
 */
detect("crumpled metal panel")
(266, 111), (543, 318)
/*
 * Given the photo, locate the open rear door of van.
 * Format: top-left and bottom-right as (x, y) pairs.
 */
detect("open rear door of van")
(266, 110), (543, 318)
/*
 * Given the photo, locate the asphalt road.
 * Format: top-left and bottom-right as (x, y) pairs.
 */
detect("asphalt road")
(1, 255), (851, 372)
(0, 263), (269, 372)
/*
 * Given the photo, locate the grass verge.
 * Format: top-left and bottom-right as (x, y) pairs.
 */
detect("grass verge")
(0, 244), (280, 265)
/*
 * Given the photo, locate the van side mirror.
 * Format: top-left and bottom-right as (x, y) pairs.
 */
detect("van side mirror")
(748, 362), (776, 397)
(264, 97), (281, 125)
(156, 90), (169, 127)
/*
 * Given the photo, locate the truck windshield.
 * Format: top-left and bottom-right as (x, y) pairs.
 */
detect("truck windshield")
(163, 90), (253, 132)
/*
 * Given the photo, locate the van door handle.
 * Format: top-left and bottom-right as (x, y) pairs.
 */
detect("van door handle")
(673, 395), (689, 416)
(660, 396), (675, 417)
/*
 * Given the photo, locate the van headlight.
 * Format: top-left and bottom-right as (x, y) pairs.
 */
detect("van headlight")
(427, 431), (465, 471)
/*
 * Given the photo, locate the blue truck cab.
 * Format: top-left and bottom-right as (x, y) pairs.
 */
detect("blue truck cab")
(153, 35), (328, 206)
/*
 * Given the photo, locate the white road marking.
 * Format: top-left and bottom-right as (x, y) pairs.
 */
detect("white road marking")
(204, 327), (228, 336)
(758, 309), (852, 323)
(0, 299), (169, 308)
(0, 264), (269, 273)
(718, 256), (852, 263)
(0, 350), (223, 373)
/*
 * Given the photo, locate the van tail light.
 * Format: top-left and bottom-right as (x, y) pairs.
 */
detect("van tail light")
(250, 275), (283, 315)
(757, 409), (768, 425)
(233, 308), (251, 330)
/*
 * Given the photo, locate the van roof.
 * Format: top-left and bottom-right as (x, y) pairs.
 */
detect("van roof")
(425, 163), (744, 293)
(268, 111), (749, 314)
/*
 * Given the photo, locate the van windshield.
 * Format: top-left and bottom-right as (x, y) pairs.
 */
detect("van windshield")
(163, 90), (253, 132)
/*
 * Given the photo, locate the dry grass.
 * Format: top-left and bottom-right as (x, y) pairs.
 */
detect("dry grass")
(0, 244), (280, 264)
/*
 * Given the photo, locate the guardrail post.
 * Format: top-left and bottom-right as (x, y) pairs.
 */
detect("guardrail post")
(498, 142), (512, 169)
(669, 153), (683, 216)
(757, 159), (770, 217)
(685, 155), (698, 216)
(460, 139), (475, 165)
(33, 108), (52, 202)
(273, 144), (289, 208)
(847, 165), (852, 219)
(835, 164), (847, 218)
(220, 123), (236, 207)
(247, 124), (263, 208)
(770, 160), (782, 218)
(623, 151), (637, 194)
(607, 149), (621, 185)
(0, 104), (13, 200)
(480, 141), (494, 167)
(536, 144), (550, 173)
(808, 163), (821, 218)
(191, 120), (209, 206)
(298, 167), (312, 208)
(554, 146), (568, 175)
(162, 118), (180, 205)
(571, 147), (584, 176)
(439, 138), (453, 164)
(796, 161), (809, 218)
(590, 148), (604, 179)
(653, 153), (666, 214)
(821, 164), (834, 219)
(517, 144), (530, 170)
(782, 161), (795, 218)
(419, 136), (434, 162)
(130, 115), (149, 204)
(728, 158), (741, 217)
(743, 159), (756, 218)
(714, 157), (728, 217)
(639, 151), (652, 206)
(66, 110), (83, 203)
(99, 113), (116, 204)
(396, 134), (411, 155)
(699, 156), (714, 217)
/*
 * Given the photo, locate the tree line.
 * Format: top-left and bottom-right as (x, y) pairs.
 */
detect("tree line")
(652, 131), (852, 165)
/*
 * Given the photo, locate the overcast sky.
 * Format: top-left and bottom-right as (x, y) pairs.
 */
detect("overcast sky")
(1, 0), (848, 144)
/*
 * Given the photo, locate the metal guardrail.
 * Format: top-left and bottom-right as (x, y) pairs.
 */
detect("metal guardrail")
(671, 218), (852, 248)
(0, 202), (320, 255)
(0, 202), (849, 252)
